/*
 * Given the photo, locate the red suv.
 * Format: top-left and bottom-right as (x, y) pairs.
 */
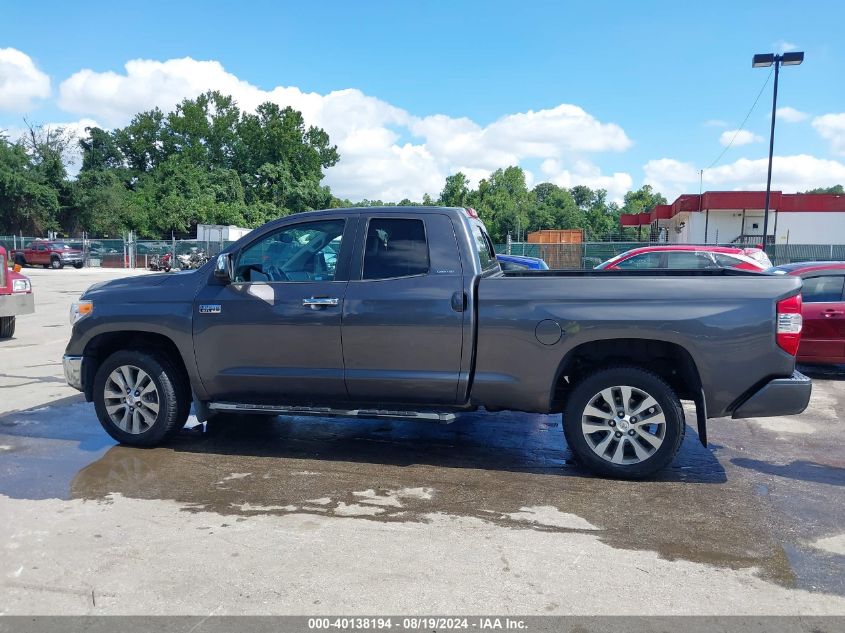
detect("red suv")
(770, 261), (845, 365)
(596, 245), (771, 271)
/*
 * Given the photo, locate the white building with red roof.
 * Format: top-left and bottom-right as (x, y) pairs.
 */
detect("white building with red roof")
(621, 191), (845, 245)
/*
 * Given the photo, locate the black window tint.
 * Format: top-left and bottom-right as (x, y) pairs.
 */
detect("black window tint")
(802, 276), (845, 303)
(615, 252), (664, 269)
(363, 218), (429, 280)
(234, 219), (345, 283)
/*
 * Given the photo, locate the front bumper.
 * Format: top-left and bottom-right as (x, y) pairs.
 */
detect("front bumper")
(732, 371), (812, 419)
(0, 293), (35, 317)
(63, 355), (84, 392)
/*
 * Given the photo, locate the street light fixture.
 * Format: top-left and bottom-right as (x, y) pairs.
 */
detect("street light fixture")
(753, 50), (804, 251)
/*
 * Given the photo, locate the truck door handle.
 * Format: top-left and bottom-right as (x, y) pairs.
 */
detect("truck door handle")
(302, 297), (339, 309)
(823, 309), (843, 317)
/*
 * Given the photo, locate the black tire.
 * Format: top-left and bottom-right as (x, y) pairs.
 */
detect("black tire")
(50, 257), (63, 269)
(73, 262), (84, 269)
(14, 254), (26, 267)
(0, 316), (15, 339)
(562, 366), (685, 480)
(93, 349), (190, 447)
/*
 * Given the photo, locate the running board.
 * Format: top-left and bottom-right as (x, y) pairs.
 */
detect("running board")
(208, 402), (457, 424)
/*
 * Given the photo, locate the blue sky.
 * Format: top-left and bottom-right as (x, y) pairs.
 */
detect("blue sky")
(2, 0), (844, 202)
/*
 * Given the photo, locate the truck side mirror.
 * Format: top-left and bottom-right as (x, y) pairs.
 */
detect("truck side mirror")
(214, 253), (233, 283)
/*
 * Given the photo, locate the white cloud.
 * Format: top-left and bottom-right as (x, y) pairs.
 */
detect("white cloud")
(540, 158), (633, 202)
(719, 129), (762, 147)
(776, 106), (808, 123)
(774, 40), (798, 53)
(57, 56), (631, 201)
(703, 119), (728, 128)
(812, 113), (845, 156)
(0, 48), (50, 112)
(644, 154), (845, 201)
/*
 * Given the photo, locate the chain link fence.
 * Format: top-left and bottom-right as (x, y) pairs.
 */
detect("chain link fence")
(4, 234), (845, 270)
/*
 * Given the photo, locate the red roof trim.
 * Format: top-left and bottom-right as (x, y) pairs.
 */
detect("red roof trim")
(619, 192), (845, 226)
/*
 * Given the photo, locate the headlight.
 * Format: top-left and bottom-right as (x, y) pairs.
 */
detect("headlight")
(70, 300), (93, 325)
(12, 278), (31, 293)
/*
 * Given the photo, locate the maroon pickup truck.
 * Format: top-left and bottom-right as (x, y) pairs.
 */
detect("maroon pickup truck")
(12, 240), (84, 269)
(1, 246), (35, 338)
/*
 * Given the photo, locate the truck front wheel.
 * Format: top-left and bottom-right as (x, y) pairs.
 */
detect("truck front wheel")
(50, 257), (63, 269)
(93, 350), (190, 446)
(0, 316), (15, 339)
(563, 366), (685, 480)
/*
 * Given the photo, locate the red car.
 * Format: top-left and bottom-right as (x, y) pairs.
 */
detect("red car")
(770, 261), (845, 365)
(596, 245), (771, 271)
(0, 246), (35, 338)
(12, 239), (84, 269)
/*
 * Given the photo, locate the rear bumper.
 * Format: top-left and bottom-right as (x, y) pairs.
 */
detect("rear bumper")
(63, 355), (84, 392)
(732, 371), (812, 419)
(0, 293), (35, 317)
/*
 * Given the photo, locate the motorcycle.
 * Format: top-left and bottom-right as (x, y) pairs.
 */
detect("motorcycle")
(148, 252), (173, 272)
(176, 249), (209, 270)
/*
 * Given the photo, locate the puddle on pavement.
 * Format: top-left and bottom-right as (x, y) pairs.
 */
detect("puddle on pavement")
(8, 393), (844, 592)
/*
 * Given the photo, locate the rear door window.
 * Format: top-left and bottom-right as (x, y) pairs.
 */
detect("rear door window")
(802, 276), (845, 302)
(615, 252), (664, 269)
(713, 254), (744, 268)
(666, 251), (715, 269)
(362, 218), (429, 280)
(471, 223), (497, 271)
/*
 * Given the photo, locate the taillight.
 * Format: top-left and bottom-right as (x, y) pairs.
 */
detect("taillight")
(464, 207), (479, 219)
(776, 294), (802, 355)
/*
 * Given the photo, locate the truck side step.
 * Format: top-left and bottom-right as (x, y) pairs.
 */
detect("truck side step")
(207, 402), (457, 424)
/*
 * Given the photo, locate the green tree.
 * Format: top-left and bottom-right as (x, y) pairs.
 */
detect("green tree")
(801, 185), (844, 194)
(438, 172), (470, 207)
(0, 136), (59, 234)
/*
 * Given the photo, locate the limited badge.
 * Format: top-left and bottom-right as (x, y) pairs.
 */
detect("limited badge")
(199, 304), (222, 314)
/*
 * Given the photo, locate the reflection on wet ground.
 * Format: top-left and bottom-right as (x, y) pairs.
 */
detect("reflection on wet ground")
(2, 398), (820, 593)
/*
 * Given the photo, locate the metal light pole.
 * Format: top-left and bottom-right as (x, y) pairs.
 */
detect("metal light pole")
(752, 51), (804, 252)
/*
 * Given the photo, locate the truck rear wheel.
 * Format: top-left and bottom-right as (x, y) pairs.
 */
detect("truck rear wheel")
(562, 366), (685, 480)
(14, 254), (26, 267)
(93, 350), (190, 447)
(0, 316), (15, 339)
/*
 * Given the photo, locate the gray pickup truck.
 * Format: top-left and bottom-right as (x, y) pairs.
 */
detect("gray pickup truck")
(63, 206), (812, 478)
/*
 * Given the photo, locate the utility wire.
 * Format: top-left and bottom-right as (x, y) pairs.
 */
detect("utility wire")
(704, 65), (774, 171)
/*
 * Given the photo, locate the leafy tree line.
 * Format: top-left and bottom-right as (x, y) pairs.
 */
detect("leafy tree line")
(338, 169), (667, 242)
(2, 89), (673, 242)
(1, 91), (338, 237)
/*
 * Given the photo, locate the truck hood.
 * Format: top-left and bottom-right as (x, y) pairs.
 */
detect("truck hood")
(82, 270), (202, 301)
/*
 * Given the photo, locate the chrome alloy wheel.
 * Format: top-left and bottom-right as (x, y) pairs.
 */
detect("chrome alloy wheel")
(580, 385), (666, 465)
(103, 365), (160, 434)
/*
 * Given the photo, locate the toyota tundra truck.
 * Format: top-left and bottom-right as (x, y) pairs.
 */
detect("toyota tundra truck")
(62, 206), (812, 478)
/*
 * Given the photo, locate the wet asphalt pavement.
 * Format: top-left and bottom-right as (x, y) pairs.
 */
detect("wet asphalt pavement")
(0, 268), (843, 615)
